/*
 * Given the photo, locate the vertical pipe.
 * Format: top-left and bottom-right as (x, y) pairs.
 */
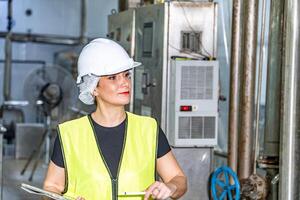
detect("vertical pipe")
(280, 0), (300, 199)
(228, 0), (242, 173)
(80, 0), (87, 44)
(253, 0), (267, 174)
(263, 1), (284, 199)
(238, 0), (259, 179)
(4, 0), (13, 101)
(264, 0), (284, 158)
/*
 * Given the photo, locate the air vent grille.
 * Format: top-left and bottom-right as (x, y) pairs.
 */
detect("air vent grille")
(180, 66), (213, 100)
(178, 116), (215, 139)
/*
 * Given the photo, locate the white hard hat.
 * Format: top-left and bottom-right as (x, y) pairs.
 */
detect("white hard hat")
(76, 38), (141, 84)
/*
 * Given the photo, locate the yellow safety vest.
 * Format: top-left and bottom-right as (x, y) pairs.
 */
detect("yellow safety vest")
(58, 112), (158, 200)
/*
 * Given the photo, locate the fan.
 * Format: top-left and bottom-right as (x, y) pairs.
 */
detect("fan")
(23, 65), (77, 122)
(21, 65), (78, 181)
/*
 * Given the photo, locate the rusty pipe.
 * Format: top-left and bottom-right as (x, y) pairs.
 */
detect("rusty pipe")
(228, 0), (242, 173)
(238, 0), (259, 179)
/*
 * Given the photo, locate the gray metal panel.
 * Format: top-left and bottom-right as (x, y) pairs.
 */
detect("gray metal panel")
(15, 123), (44, 159)
(167, 59), (177, 143)
(108, 9), (136, 57)
(134, 3), (166, 123)
(172, 148), (212, 200)
(108, 9), (136, 112)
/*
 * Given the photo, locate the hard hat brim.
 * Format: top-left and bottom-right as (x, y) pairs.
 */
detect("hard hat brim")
(76, 61), (142, 84)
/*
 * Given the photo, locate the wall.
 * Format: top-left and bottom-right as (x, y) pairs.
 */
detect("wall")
(0, 0), (118, 122)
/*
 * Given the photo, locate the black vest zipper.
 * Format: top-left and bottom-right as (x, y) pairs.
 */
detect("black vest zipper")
(112, 178), (117, 200)
(114, 118), (128, 200)
(97, 149), (117, 200)
(88, 115), (128, 200)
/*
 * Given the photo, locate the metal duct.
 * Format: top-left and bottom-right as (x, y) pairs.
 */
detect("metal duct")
(238, 0), (259, 179)
(280, 0), (300, 199)
(228, 0), (242, 173)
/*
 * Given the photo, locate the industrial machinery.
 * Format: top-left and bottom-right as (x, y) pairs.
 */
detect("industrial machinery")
(133, 1), (217, 130)
(168, 60), (218, 147)
(108, 9), (136, 112)
(109, 2), (218, 199)
(166, 59), (218, 199)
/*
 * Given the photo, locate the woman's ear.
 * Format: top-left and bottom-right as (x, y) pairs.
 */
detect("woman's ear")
(92, 88), (99, 97)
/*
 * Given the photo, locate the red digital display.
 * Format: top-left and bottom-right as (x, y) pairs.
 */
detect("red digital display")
(180, 105), (192, 111)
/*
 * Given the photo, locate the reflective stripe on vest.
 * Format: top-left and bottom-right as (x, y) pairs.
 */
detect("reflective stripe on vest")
(58, 112), (157, 200)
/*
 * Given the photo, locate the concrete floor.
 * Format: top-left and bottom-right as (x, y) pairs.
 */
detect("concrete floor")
(3, 158), (47, 200)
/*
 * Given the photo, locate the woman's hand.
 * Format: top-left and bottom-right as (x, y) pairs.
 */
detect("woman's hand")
(75, 197), (85, 200)
(144, 181), (176, 200)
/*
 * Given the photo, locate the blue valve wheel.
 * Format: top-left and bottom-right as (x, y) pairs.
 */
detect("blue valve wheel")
(211, 166), (240, 200)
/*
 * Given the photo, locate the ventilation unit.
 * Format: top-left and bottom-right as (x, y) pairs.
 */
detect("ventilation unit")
(167, 60), (219, 147)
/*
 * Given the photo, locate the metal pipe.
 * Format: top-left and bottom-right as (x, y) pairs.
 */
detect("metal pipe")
(264, 0), (284, 158)
(0, 60), (46, 66)
(279, 0), (300, 199)
(238, 0), (259, 179)
(253, 0), (267, 175)
(4, 35), (12, 101)
(0, 32), (81, 45)
(228, 0), (242, 173)
(80, 0), (88, 44)
(262, 1), (284, 199)
(4, 0), (13, 101)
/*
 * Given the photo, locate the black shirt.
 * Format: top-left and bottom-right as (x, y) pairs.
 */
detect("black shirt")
(51, 116), (171, 178)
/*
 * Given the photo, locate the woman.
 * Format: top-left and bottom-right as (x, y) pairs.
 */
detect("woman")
(43, 38), (187, 200)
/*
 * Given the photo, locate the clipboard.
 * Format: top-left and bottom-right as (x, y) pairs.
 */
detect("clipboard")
(20, 183), (75, 200)
(21, 183), (145, 199)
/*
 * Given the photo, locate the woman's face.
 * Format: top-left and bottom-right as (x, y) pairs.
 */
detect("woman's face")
(94, 70), (131, 107)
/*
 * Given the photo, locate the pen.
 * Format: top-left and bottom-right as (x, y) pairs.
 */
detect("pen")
(119, 191), (146, 196)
